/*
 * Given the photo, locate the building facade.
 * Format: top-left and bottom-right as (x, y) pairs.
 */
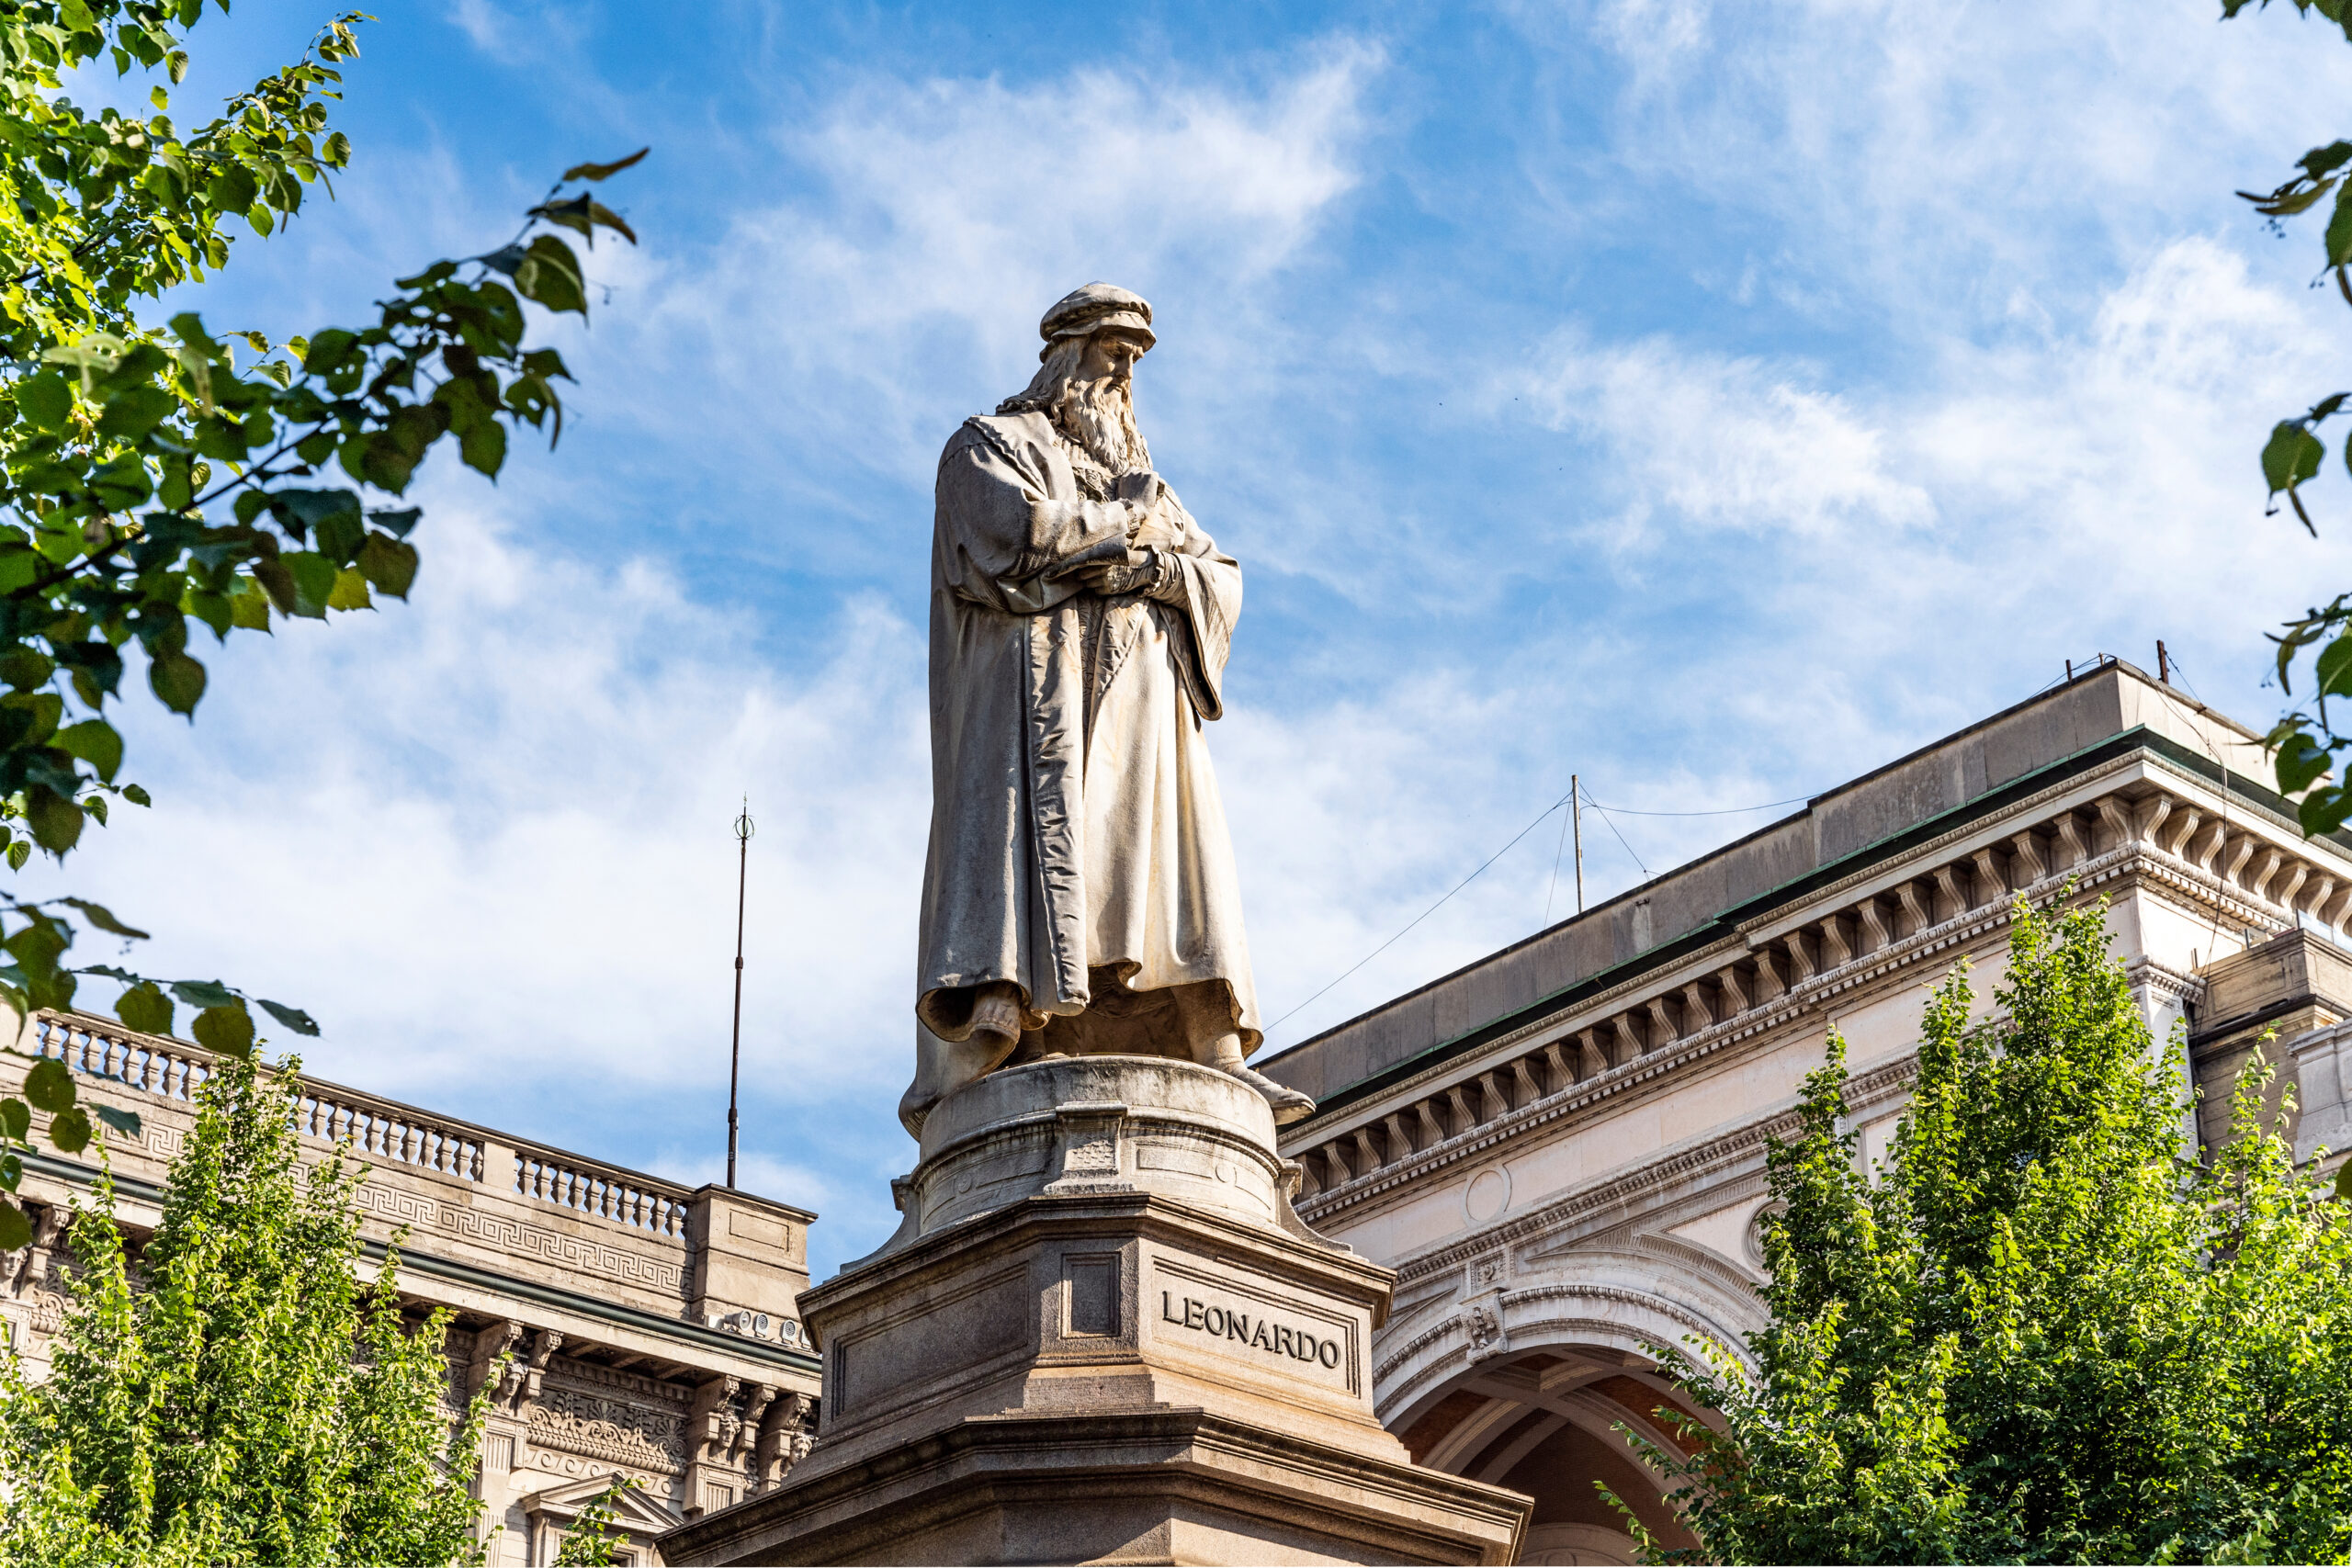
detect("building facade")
(1260, 663), (2352, 1565)
(1, 1014), (822, 1565)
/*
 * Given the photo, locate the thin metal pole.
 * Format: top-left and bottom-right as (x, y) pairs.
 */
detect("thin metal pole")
(2157, 639), (2171, 684)
(727, 801), (754, 1189)
(1572, 774), (1585, 915)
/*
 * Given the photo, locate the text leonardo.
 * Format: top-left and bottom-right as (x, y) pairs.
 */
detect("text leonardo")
(1159, 1291), (1342, 1368)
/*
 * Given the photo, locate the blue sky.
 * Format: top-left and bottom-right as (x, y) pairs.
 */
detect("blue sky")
(34, 0), (2352, 1272)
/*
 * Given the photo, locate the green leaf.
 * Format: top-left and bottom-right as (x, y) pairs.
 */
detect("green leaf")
(92, 453), (153, 511)
(96, 384), (178, 443)
(0, 1199), (28, 1252)
(191, 1002), (253, 1056)
(168, 979), (237, 1010)
(368, 506), (422, 538)
(121, 784), (152, 808)
(325, 567), (371, 612)
(2329, 185), (2352, 268)
(17, 372), (72, 433)
(336, 433), (417, 495)
(256, 998), (320, 1037)
(47, 1106), (91, 1154)
(0, 648), (54, 691)
(149, 647), (207, 715)
(2318, 636), (2352, 697)
(117, 980), (172, 1036)
(229, 582), (273, 631)
(314, 507), (365, 566)
(53, 720), (122, 783)
(2299, 784), (2352, 839)
(356, 534), (419, 598)
(300, 328), (358, 373)
(93, 1105), (141, 1138)
(0, 1098), (27, 1141)
(253, 559), (299, 617)
(280, 551), (336, 618)
(185, 590), (232, 639)
(459, 414), (506, 477)
(512, 235), (587, 316)
(60, 897), (148, 940)
(25, 786), (85, 854)
(25, 1056), (75, 1113)
(2262, 421), (2326, 497)
(2276, 733), (2333, 795)
(561, 147), (650, 182)
(270, 486), (361, 543)
(2337, 1160), (2352, 1200)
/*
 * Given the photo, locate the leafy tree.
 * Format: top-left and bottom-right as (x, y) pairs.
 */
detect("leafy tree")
(1612, 897), (2352, 1563)
(0, 0), (643, 1250)
(2228, 2), (2352, 835)
(0, 1047), (499, 1565)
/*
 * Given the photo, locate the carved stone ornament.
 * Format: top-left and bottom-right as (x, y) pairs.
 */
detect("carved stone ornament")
(1461, 1293), (1510, 1365)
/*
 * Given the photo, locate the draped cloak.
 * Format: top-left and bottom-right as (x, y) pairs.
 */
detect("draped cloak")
(912, 412), (1261, 1086)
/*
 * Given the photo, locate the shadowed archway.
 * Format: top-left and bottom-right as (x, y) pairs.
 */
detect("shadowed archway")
(1396, 1346), (1707, 1565)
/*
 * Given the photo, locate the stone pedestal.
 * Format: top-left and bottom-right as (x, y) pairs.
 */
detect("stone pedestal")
(657, 1058), (1529, 1566)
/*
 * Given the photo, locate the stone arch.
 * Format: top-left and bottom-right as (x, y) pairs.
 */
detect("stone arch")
(1391, 1342), (1705, 1565)
(1378, 1281), (1749, 1566)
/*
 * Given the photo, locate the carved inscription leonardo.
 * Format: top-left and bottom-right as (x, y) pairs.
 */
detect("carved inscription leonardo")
(1159, 1290), (1343, 1369)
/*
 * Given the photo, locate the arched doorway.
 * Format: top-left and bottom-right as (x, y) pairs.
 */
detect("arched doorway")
(1395, 1346), (1705, 1565)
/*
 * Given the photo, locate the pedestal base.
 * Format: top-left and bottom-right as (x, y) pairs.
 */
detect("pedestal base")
(659, 1406), (1528, 1565)
(656, 1059), (1530, 1566)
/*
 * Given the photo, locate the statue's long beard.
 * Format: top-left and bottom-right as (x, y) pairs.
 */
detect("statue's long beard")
(1052, 378), (1151, 481)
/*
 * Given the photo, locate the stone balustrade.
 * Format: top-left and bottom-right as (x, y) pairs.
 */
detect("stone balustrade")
(26, 1010), (699, 1250)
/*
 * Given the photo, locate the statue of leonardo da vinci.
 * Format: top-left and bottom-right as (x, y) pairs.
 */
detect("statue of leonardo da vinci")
(901, 283), (1315, 1136)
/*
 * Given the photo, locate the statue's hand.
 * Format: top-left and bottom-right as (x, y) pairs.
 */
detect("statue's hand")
(1115, 469), (1162, 507)
(1129, 510), (1184, 552)
(1069, 548), (1171, 598)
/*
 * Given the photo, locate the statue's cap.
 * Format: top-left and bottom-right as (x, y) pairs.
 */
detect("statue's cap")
(1039, 282), (1155, 357)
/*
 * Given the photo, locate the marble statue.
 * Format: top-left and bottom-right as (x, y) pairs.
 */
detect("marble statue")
(902, 283), (1315, 1136)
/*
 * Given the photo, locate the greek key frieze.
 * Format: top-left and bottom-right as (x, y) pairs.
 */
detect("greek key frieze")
(354, 1181), (685, 1292)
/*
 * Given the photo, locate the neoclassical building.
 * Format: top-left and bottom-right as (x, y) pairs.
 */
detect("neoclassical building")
(1259, 661), (2352, 1565)
(9, 660), (2350, 1566)
(1, 1020), (821, 1565)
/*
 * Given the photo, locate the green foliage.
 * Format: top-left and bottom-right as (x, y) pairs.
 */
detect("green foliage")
(0, 1049), (497, 1566)
(552, 1476), (640, 1566)
(1620, 897), (2352, 1564)
(0, 0), (642, 1248)
(2224, 4), (2352, 836)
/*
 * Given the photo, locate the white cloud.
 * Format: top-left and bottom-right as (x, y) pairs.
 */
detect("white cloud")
(605, 41), (1384, 483)
(1517, 332), (1935, 547)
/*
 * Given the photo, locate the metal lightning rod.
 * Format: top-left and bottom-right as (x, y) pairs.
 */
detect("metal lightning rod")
(1572, 773), (1585, 915)
(726, 799), (754, 1190)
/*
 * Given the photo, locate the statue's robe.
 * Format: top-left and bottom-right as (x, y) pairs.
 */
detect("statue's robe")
(911, 411), (1261, 1107)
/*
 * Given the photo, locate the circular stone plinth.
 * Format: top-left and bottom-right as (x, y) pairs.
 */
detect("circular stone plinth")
(910, 1055), (1284, 1239)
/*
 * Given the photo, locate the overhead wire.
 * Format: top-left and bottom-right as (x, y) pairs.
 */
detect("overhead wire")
(1262, 784), (1576, 1035)
(1577, 787), (1653, 877)
(1268, 779), (1816, 1041)
(1575, 795), (1813, 818)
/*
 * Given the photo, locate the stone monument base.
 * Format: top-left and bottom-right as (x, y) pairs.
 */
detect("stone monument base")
(656, 1058), (1528, 1566)
(665, 1405), (1525, 1565)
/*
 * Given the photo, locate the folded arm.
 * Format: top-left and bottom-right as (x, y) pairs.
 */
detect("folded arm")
(935, 431), (1146, 615)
